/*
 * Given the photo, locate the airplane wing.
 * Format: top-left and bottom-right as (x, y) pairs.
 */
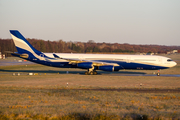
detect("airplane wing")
(53, 54), (119, 66)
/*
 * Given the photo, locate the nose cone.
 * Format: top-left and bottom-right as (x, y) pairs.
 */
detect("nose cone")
(172, 61), (177, 67)
(171, 61), (177, 67)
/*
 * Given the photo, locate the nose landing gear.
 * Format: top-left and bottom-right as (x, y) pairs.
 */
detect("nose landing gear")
(157, 72), (160, 76)
(157, 70), (160, 76)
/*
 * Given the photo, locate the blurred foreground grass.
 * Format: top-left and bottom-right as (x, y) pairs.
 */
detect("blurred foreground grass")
(0, 86), (180, 119)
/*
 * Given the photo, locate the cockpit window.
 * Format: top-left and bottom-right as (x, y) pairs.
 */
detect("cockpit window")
(167, 59), (173, 62)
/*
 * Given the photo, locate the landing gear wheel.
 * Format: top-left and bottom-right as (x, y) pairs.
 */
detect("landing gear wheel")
(157, 73), (160, 76)
(84, 71), (98, 75)
(85, 71), (89, 75)
(90, 71), (94, 75)
(93, 71), (97, 75)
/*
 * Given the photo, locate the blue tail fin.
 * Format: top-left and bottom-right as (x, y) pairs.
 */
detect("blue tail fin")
(10, 30), (42, 55)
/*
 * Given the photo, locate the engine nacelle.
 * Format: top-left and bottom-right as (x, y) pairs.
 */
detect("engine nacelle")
(77, 62), (93, 69)
(98, 65), (114, 72)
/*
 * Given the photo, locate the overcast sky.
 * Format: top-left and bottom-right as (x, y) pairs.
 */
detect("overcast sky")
(0, 0), (180, 46)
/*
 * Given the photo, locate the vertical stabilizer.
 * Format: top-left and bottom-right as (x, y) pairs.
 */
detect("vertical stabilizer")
(10, 30), (42, 55)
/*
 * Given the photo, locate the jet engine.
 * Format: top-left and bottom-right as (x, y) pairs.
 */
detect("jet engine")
(77, 62), (93, 69)
(98, 65), (114, 72)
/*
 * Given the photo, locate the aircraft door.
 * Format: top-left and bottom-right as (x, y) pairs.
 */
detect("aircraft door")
(158, 58), (162, 63)
(79, 56), (84, 60)
(126, 57), (131, 63)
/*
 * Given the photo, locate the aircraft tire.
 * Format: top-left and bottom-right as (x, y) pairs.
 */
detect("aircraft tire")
(85, 71), (89, 75)
(90, 71), (94, 75)
(93, 71), (97, 75)
(157, 73), (160, 76)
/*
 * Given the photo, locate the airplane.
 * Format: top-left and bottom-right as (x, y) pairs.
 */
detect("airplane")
(8, 30), (177, 75)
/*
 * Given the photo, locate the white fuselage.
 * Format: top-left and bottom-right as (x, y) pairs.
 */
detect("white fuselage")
(43, 53), (177, 68)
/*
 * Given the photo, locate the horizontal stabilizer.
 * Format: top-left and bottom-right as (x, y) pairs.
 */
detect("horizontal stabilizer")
(5, 51), (29, 58)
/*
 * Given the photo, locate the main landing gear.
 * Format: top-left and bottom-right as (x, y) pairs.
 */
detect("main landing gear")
(85, 71), (97, 75)
(85, 67), (98, 75)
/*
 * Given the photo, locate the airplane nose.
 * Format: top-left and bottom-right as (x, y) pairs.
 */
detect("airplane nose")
(173, 61), (177, 67)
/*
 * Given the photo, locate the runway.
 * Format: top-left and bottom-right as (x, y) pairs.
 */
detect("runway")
(104, 73), (180, 77)
(0, 69), (180, 77)
(0, 59), (34, 66)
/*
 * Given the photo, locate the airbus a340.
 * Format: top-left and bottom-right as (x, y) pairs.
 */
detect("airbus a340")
(9, 30), (177, 75)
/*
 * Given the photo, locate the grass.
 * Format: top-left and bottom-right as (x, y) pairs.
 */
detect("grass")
(0, 86), (180, 119)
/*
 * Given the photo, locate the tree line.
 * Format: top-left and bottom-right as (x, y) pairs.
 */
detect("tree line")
(0, 38), (180, 56)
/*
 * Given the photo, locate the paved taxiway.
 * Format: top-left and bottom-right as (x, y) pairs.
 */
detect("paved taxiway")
(0, 60), (33, 66)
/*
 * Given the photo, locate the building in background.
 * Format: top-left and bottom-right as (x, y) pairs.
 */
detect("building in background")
(0, 52), (5, 59)
(167, 50), (179, 54)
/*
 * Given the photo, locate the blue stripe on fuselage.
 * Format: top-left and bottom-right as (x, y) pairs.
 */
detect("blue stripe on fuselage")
(90, 60), (168, 70)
